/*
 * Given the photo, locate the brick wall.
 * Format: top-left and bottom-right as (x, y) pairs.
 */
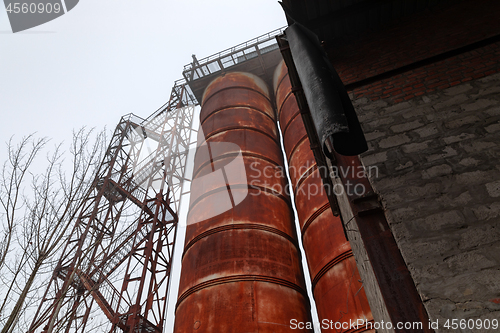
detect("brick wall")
(356, 73), (500, 330)
(327, 0), (500, 103)
(351, 41), (500, 103)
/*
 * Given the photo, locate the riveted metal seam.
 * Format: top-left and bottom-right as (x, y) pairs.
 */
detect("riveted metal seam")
(202, 86), (272, 107)
(292, 164), (318, 197)
(285, 133), (309, 162)
(275, 70), (289, 96)
(202, 126), (280, 147)
(182, 223), (300, 259)
(176, 275), (309, 310)
(280, 105), (302, 137)
(311, 250), (354, 290)
(300, 202), (331, 236)
(193, 151), (283, 179)
(189, 183), (291, 212)
(201, 105), (275, 125)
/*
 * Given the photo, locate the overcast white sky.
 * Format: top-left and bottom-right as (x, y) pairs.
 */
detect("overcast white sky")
(0, 1), (286, 147)
(0, 2), (324, 332)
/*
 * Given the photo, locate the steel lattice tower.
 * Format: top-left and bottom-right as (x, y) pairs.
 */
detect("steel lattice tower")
(29, 83), (196, 333)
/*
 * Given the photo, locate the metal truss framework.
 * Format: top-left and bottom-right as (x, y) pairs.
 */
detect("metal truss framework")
(182, 27), (285, 82)
(29, 82), (197, 333)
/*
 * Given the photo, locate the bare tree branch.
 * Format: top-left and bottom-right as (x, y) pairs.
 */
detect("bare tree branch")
(0, 128), (106, 333)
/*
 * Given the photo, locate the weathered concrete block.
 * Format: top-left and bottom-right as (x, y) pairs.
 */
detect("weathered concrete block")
(458, 224), (500, 250)
(443, 133), (475, 144)
(352, 96), (370, 106)
(461, 98), (498, 112)
(364, 130), (386, 141)
(404, 183), (442, 199)
(485, 106), (500, 117)
(384, 101), (411, 113)
(458, 157), (481, 167)
(432, 94), (468, 110)
(390, 120), (424, 133)
(359, 99), (388, 111)
(472, 202), (500, 221)
(395, 161), (413, 170)
(444, 250), (497, 274)
(460, 140), (497, 153)
(366, 116), (395, 129)
(454, 170), (492, 185)
(443, 83), (473, 96)
(422, 164), (453, 179)
(436, 191), (473, 208)
(358, 110), (377, 122)
(361, 151), (388, 165)
(402, 141), (431, 153)
(444, 115), (480, 129)
(485, 122), (500, 133)
(417, 210), (464, 231)
(413, 124), (439, 137)
(426, 146), (457, 162)
(402, 106), (430, 119)
(378, 134), (411, 148)
(485, 181), (500, 197)
(473, 86), (500, 98)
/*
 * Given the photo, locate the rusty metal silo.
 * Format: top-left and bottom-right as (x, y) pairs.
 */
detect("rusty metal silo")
(174, 72), (313, 332)
(274, 61), (374, 332)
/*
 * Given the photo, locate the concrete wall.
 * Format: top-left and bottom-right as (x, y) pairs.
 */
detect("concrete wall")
(317, 1), (500, 329)
(356, 74), (500, 329)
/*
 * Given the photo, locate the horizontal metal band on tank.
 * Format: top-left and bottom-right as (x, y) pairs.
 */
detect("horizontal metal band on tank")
(311, 250), (354, 289)
(188, 184), (291, 213)
(200, 102), (276, 124)
(277, 92), (300, 134)
(281, 118), (310, 161)
(192, 151), (283, 179)
(293, 164), (320, 197)
(300, 202), (330, 236)
(200, 94), (274, 122)
(200, 104), (275, 124)
(202, 85), (272, 102)
(285, 133), (309, 165)
(182, 223), (301, 258)
(200, 126), (280, 146)
(175, 274), (309, 309)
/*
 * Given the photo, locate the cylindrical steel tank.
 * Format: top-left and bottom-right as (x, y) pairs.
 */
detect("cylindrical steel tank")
(174, 72), (313, 332)
(274, 61), (374, 332)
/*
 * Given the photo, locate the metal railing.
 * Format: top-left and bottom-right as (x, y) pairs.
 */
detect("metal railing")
(182, 26), (286, 82)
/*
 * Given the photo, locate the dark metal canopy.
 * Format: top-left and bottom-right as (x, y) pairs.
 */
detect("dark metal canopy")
(281, 0), (453, 45)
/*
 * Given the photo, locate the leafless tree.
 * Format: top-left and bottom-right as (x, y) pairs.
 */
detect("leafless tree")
(0, 128), (106, 333)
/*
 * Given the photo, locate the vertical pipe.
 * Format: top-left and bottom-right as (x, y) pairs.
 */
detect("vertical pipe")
(274, 61), (374, 332)
(174, 72), (313, 332)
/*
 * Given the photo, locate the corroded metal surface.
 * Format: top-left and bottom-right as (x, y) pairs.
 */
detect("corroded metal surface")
(174, 72), (313, 332)
(274, 61), (374, 332)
